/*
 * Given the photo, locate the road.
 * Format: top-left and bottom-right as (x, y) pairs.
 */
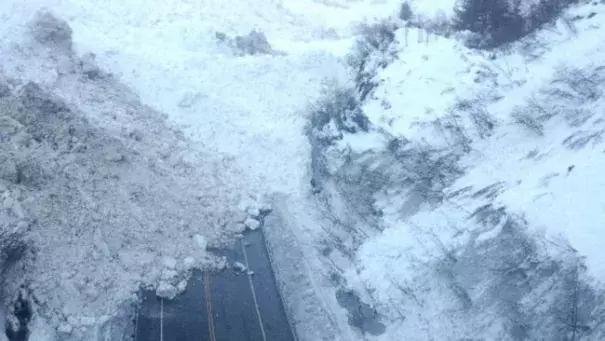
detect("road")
(135, 229), (297, 341)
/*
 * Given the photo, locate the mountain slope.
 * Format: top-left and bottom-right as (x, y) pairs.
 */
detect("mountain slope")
(312, 1), (605, 340)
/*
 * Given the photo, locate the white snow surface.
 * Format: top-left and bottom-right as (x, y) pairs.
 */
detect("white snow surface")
(0, 0), (416, 340)
(339, 2), (605, 340)
(359, 1), (605, 276)
(4, 0), (605, 340)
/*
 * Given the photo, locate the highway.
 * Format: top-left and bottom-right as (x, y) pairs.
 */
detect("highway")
(135, 229), (297, 341)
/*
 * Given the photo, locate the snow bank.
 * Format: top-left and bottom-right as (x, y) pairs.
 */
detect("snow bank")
(0, 8), (249, 340)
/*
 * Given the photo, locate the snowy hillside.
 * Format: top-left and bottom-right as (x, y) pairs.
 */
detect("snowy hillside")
(0, 1), (401, 340)
(308, 1), (605, 340)
(2, 0), (605, 341)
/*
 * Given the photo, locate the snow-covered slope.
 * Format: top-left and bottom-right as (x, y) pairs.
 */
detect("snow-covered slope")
(0, 9), (254, 340)
(314, 1), (605, 340)
(0, 1), (405, 340)
(3, 0), (605, 340)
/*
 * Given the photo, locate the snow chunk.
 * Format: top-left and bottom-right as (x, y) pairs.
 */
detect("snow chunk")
(160, 270), (177, 281)
(29, 10), (73, 50)
(162, 256), (177, 269)
(246, 207), (261, 217)
(244, 217), (260, 230)
(66, 316), (78, 326)
(57, 322), (72, 334)
(79, 53), (101, 79)
(233, 210), (248, 223)
(259, 202), (272, 213)
(0, 159), (18, 184)
(233, 261), (247, 272)
(103, 149), (125, 163)
(79, 316), (97, 326)
(183, 256), (195, 269)
(193, 234), (207, 250)
(156, 282), (178, 300)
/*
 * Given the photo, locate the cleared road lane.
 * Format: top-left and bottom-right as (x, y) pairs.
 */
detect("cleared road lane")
(135, 229), (296, 341)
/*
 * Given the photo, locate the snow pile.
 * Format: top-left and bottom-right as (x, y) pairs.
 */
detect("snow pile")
(3, 0), (603, 340)
(39, 0), (353, 198)
(0, 9), (249, 341)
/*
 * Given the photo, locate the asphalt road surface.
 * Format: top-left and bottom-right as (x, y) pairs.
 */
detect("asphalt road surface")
(135, 229), (297, 341)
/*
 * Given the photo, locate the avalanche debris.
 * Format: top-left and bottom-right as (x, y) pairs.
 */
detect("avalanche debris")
(0, 9), (247, 341)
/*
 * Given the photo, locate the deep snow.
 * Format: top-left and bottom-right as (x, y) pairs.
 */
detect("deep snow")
(3, 0), (605, 341)
(0, 1), (406, 340)
(330, 2), (605, 340)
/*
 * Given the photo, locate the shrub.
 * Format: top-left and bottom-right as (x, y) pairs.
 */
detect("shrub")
(550, 65), (605, 104)
(453, 98), (497, 139)
(450, 215), (604, 340)
(306, 85), (370, 192)
(375, 142), (465, 206)
(433, 114), (473, 153)
(348, 20), (398, 101)
(307, 86), (370, 146)
(512, 110), (546, 136)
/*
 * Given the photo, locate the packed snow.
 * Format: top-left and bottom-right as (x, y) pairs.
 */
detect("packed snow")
(3, 0), (605, 341)
(0, 0), (400, 340)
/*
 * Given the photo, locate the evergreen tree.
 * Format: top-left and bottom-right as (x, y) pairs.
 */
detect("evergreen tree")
(454, 0), (525, 47)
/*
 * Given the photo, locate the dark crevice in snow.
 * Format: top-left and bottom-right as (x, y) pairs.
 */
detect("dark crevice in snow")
(5, 290), (31, 341)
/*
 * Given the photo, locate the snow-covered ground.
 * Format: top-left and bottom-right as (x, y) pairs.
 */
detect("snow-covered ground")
(3, 0), (605, 340)
(0, 0), (408, 340)
(329, 2), (605, 340)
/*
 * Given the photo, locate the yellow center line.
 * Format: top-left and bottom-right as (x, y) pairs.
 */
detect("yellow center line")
(204, 269), (217, 341)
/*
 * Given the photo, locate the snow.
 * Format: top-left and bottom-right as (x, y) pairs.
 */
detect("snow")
(41, 0), (362, 198)
(156, 282), (178, 300)
(335, 1), (605, 340)
(0, 0), (403, 339)
(193, 234), (208, 251)
(3, 0), (605, 340)
(233, 261), (248, 272)
(28, 317), (57, 341)
(406, 0), (457, 20)
(244, 217), (261, 230)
